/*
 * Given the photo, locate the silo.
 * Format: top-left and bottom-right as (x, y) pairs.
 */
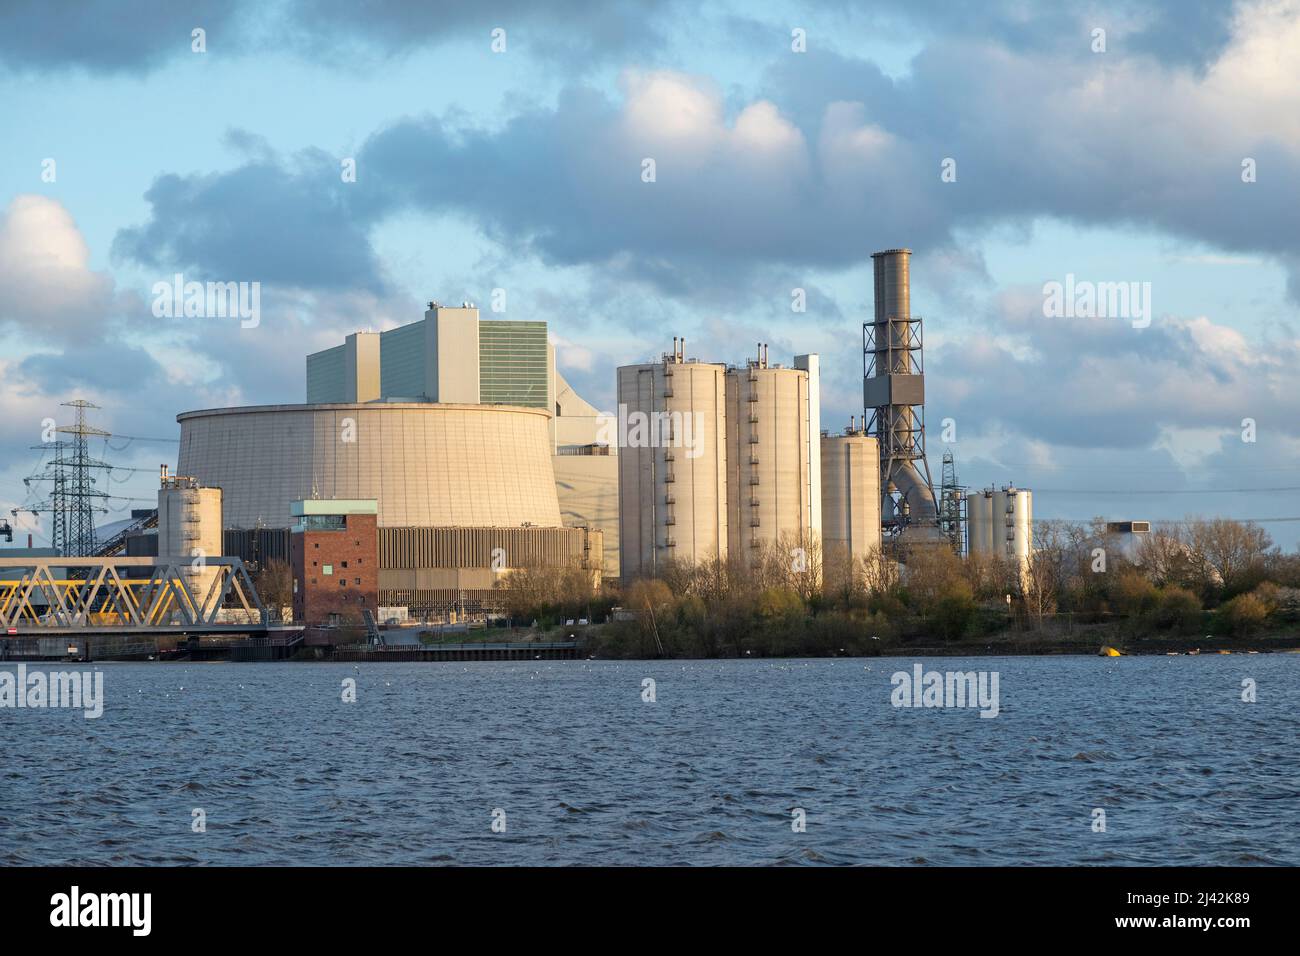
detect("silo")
(820, 427), (881, 581)
(967, 484), (1032, 588)
(997, 486), (1033, 579)
(968, 489), (994, 556)
(617, 340), (727, 578)
(724, 348), (814, 561)
(156, 466), (224, 611)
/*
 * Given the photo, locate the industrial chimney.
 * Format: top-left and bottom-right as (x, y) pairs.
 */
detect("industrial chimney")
(864, 248), (941, 542)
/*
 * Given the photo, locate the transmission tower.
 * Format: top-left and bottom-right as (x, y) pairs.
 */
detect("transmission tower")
(938, 449), (968, 556)
(16, 401), (113, 556)
(62, 400), (112, 555)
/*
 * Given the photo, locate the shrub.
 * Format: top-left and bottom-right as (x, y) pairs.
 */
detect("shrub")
(756, 587), (804, 620)
(1214, 593), (1269, 637)
(1151, 586), (1201, 633)
(927, 580), (976, 642)
(1112, 569), (1160, 617)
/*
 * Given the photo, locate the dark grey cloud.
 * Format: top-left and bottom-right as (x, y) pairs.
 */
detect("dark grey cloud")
(112, 142), (387, 293)
(283, 0), (672, 65)
(0, 1), (248, 73)
(16, 341), (167, 394)
(0, 0), (672, 74)
(0, 1), (1235, 76)
(804, 0), (1237, 72)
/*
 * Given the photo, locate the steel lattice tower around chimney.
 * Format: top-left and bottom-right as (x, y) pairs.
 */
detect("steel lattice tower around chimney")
(863, 248), (941, 542)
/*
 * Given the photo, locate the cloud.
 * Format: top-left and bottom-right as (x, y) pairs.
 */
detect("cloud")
(112, 141), (388, 294)
(928, 290), (1300, 450)
(0, 0), (672, 75)
(0, 0), (249, 74)
(0, 195), (120, 344)
(338, 3), (1300, 298)
(91, 2), (1300, 310)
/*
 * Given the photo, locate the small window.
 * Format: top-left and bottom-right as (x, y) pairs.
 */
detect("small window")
(314, 543), (319, 549)
(357, 558), (363, 565)
(355, 578), (361, 586)
(310, 578), (317, 585)
(341, 560), (348, 569)
(312, 560), (317, 567)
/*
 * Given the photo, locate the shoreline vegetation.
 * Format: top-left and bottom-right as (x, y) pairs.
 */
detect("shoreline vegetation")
(466, 516), (1300, 660)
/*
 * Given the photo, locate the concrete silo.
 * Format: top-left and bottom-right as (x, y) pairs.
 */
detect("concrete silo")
(617, 339), (728, 578)
(156, 466), (224, 609)
(820, 423), (882, 582)
(724, 346), (817, 561)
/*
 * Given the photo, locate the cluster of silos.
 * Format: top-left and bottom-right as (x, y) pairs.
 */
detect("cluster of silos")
(967, 484), (1033, 586)
(616, 340), (728, 576)
(156, 465), (224, 609)
(617, 340), (823, 578)
(820, 420), (883, 582)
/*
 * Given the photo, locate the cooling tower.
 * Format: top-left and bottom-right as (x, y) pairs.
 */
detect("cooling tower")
(864, 248), (941, 542)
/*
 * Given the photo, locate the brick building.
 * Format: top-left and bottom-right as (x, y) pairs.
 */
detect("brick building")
(290, 500), (379, 625)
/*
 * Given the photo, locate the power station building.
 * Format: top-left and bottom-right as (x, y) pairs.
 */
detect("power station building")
(171, 302), (614, 620)
(176, 402), (602, 619)
(300, 302), (620, 578)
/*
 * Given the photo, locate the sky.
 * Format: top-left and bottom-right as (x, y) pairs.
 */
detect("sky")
(1, 0), (1298, 548)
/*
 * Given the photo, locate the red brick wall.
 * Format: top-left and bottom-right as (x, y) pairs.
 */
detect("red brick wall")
(291, 514), (379, 625)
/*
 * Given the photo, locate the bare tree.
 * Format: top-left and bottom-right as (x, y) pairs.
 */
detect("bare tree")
(1134, 524), (1198, 588)
(254, 559), (294, 613)
(1187, 518), (1273, 591)
(862, 545), (900, 597)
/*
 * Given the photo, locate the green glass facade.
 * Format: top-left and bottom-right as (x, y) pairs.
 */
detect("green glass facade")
(479, 320), (548, 408)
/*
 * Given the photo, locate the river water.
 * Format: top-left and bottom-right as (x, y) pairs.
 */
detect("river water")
(2, 655), (1295, 865)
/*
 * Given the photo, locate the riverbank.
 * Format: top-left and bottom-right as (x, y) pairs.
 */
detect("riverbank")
(6, 624), (1299, 663)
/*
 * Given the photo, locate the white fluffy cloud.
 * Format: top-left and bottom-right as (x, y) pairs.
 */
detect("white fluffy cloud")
(0, 195), (117, 343)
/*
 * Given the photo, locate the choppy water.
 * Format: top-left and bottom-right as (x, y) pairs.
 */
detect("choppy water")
(2, 655), (1296, 865)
